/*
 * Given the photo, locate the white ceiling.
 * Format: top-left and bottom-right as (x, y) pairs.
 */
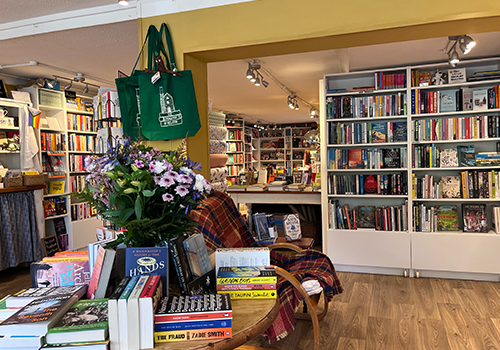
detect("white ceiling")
(2, 2), (500, 124)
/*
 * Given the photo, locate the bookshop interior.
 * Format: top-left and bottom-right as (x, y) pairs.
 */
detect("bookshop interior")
(2, 1), (500, 349)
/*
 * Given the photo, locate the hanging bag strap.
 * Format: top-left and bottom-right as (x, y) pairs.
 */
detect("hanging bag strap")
(131, 25), (171, 74)
(158, 23), (181, 75)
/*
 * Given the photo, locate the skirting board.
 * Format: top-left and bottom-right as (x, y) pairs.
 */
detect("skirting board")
(410, 269), (500, 282)
(334, 264), (406, 277)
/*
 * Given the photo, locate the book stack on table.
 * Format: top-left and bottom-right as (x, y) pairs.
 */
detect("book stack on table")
(216, 266), (277, 300)
(153, 294), (232, 343)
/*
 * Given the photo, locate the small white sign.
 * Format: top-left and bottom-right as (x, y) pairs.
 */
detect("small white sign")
(448, 68), (466, 84)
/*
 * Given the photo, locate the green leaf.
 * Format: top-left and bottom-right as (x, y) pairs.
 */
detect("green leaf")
(119, 208), (135, 223)
(102, 210), (121, 217)
(142, 189), (155, 197)
(135, 196), (142, 221)
(109, 192), (117, 210)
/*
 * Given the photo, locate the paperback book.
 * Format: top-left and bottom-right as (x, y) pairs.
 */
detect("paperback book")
(6, 285), (87, 308)
(125, 247), (168, 295)
(441, 176), (461, 199)
(155, 294), (232, 323)
(457, 145), (476, 167)
(154, 328), (232, 343)
(392, 122), (407, 142)
(356, 206), (376, 229)
(182, 234), (211, 280)
(217, 266), (277, 285)
(45, 298), (109, 345)
(436, 205), (459, 231)
(30, 259), (90, 288)
(371, 122), (386, 143)
(440, 149), (459, 168)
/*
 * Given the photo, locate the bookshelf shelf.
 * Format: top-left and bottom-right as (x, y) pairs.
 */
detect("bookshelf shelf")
(67, 130), (98, 135)
(411, 108), (500, 118)
(66, 109), (93, 115)
(44, 192), (70, 198)
(413, 137), (500, 145)
(45, 213), (69, 220)
(322, 57), (500, 279)
(327, 142), (407, 148)
(329, 229), (408, 234)
(328, 168), (407, 172)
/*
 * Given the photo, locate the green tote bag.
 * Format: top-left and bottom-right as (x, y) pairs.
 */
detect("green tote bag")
(136, 23), (201, 141)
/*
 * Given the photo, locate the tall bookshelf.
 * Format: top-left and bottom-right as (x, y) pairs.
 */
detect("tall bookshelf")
(321, 57), (500, 280)
(225, 118), (245, 183)
(22, 86), (103, 250)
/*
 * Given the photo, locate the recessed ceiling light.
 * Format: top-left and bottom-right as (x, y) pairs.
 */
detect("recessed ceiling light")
(118, 0), (129, 6)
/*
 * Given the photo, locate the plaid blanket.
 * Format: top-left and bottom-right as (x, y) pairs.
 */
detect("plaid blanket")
(190, 191), (343, 344)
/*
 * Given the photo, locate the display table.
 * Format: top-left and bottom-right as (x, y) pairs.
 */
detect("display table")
(154, 298), (280, 350)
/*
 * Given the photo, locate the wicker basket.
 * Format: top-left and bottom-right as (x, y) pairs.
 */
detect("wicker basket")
(24, 173), (45, 186)
(4, 175), (23, 188)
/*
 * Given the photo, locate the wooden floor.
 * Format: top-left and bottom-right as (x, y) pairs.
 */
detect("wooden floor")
(246, 271), (500, 350)
(3, 269), (500, 349)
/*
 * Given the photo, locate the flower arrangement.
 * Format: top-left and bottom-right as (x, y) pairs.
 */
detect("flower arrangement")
(77, 139), (212, 247)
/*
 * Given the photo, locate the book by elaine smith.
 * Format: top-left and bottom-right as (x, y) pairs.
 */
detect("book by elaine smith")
(436, 205), (459, 231)
(125, 247), (169, 295)
(45, 298), (109, 345)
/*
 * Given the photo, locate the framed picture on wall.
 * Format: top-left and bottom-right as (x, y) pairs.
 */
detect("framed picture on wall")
(0, 79), (7, 98)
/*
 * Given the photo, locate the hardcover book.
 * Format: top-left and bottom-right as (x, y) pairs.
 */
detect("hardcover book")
(462, 204), (488, 233)
(382, 149), (401, 168)
(370, 122), (386, 143)
(472, 88), (488, 111)
(155, 294), (232, 323)
(182, 234), (211, 280)
(168, 233), (192, 294)
(154, 328), (232, 343)
(30, 260), (90, 289)
(440, 90), (458, 112)
(461, 88), (473, 111)
(45, 298), (109, 345)
(253, 213), (271, 241)
(356, 206), (376, 229)
(348, 148), (363, 169)
(107, 277), (130, 350)
(0, 294), (79, 336)
(440, 148), (459, 168)
(441, 176), (461, 198)
(155, 319), (232, 332)
(457, 145), (476, 167)
(125, 247), (168, 295)
(392, 122), (407, 142)
(6, 285), (87, 309)
(436, 205), (459, 231)
(139, 275), (163, 350)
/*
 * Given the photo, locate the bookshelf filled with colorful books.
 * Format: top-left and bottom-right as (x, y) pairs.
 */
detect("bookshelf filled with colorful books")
(321, 57), (500, 280)
(22, 86), (102, 251)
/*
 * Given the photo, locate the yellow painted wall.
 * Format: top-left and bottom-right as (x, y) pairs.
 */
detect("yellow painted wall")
(140, 0), (500, 178)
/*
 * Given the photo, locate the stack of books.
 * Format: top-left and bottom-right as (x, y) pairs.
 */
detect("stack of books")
(0, 285), (88, 350)
(286, 183), (306, 191)
(154, 294), (232, 343)
(217, 266), (277, 299)
(246, 184), (268, 192)
(30, 251), (91, 288)
(107, 274), (163, 350)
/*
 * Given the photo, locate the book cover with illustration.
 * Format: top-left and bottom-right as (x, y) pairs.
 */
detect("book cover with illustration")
(30, 260), (90, 288)
(182, 234), (211, 280)
(348, 148), (363, 169)
(46, 299), (108, 345)
(6, 286), (87, 309)
(217, 266), (276, 281)
(125, 247), (168, 295)
(441, 176), (461, 198)
(439, 90), (458, 112)
(457, 145), (476, 167)
(370, 122), (386, 143)
(382, 149), (401, 168)
(356, 206), (376, 229)
(436, 206), (459, 231)
(440, 148), (459, 168)
(392, 122), (407, 142)
(462, 204), (488, 233)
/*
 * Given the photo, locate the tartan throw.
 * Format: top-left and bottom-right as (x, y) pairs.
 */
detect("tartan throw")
(190, 191), (343, 344)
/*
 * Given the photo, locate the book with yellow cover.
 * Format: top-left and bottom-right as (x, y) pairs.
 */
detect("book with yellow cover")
(217, 290), (277, 299)
(49, 181), (65, 194)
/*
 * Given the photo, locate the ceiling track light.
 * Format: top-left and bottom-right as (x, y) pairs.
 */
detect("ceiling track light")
(83, 84), (89, 94)
(64, 80), (73, 90)
(47, 77), (57, 89)
(447, 35), (476, 66)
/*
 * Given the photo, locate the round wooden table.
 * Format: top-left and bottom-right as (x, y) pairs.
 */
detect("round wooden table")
(154, 298), (280, 350)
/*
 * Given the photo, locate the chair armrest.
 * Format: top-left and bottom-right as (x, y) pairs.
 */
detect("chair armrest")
(268, 242), (303, 253)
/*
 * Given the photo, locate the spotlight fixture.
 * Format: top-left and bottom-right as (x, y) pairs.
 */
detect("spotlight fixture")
(244, 60), (269, 88)
(254, 75), (261, 87)
(246, 63), (253, 79)
(310, 108), (316, 116)
(447, 35), (476, 66)
(288, 94), (296, 109)
(36, 78), (45, 88)
(47, 77), (57, 89)
(262, 79), (269, 88)
(118, 0), (129, 6)
(83, 84), (89, 94)
(250, 74), (256, 83)
(64, 80), (73, 90)
(294, 101), (299, 111)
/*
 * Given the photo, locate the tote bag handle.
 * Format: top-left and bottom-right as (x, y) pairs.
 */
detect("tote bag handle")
(131, 25), (171, 74)
(158, 23), (178, 72)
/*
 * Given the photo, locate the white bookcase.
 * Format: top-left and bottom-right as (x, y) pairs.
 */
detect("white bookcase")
(22, 86), (103, 250)
(321, 57), (500, 281)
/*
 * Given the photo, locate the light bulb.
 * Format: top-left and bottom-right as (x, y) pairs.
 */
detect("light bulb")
(254, 76), (261, 86)
(118, 0), (129, 6)
(450, 50), (460, 65)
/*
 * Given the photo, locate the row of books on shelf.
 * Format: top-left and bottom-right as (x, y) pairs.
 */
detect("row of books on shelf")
(67, 113), (96, 133)
(52, 217), (69, 251)
(328, 121), (407, 145)
(244, 134), (251, 143)
(413, 203), (500, 234)
(412, 171), (500, 199)
(43, 197), (67, 217)
(411, 87), (500, 114)
(413, 115), (500, 142)
(40, 132), (66, 152)
(375, 71), (406, 90)
(326, 93), (407, 119)
(95, 119), (123, 128)
(227, 164), (241, 176)
(412, 144), (500, 168)
(328, 201), (408, 232)
(327, 147), (408, 169)
(227, 129), (242, 140)
(69, 154), (87, 172)
(261, 140), (285, 148)
(328, 173), (408, 196)
(70, 175), (86, 192)
(70, 202), (96, 221)
(67, 97), (93, 112)
(42, 154), (65, 178)
(227, 153), (243, 164)
(261, 151), (284, 161)
(68, 134), (95, 152)
(226, 142), (242, 152)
